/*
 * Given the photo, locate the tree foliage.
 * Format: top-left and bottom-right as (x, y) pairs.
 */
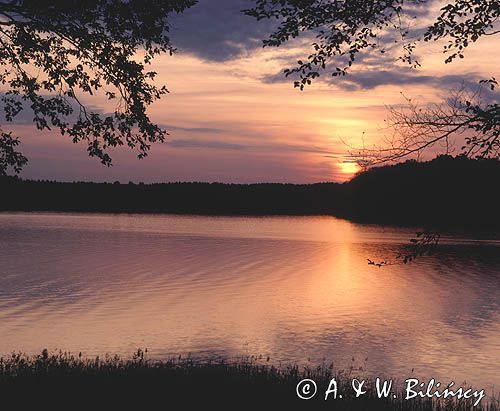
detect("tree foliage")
(246, 0), (500, 165)
(353, 83), (500, 166)
(246, 0), (499, 89)
(0, 0), (196, 175)
(246, 1), (499, 264)
(246, 0), (423, 89)
(425, 0), (500, 63)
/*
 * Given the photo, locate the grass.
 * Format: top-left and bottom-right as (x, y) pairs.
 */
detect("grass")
(0, 350), (497, 410)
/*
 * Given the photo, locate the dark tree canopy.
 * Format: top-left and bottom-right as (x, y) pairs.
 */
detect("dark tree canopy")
(0, 0), (196, 175)
(246, 0), (500, 165)
(246, 0), (499, 88)
(246, 0), (423, 88)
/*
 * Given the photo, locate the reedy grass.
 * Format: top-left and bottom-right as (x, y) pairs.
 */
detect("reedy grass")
(0, 350), (497, 411)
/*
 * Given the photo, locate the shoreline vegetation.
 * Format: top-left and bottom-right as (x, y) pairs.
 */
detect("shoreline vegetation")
(1, 155), (500, 228)
(1, 350), (497, 410)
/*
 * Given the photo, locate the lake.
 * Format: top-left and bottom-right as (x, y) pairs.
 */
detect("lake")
(0, 213), (499, 391)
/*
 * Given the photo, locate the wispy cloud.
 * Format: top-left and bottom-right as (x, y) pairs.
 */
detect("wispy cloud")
(167, 139), (245, 150)
(263, 67), (487, 92)
(161, 124), (228, 134)
(169, 0), (276, 62)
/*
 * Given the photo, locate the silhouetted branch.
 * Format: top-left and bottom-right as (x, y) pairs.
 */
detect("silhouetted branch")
(368, 230), (440, 267)
(0, 0), (196, 175)
(246, 0), (499, 89)
(352, 82), (499, 167)
(0, 129), (27, 174)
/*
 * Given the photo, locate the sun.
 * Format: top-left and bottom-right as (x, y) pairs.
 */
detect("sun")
(340, 161), (361, 175)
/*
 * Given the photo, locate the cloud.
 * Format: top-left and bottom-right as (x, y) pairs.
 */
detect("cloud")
(161, 124), (227, 134)
(169, 0), (276, 62)
(167, 139), (245, 150)
(166, 136), (345, 158)
(263, 66), (488, 93)
(0, 95), (106, 125)
(332, 70), (485, 91)
(0, 96), (229, 135)
(167, 0), (439, 63)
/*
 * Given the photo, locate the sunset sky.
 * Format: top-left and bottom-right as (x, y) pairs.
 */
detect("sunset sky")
(4, 0), (500, 183)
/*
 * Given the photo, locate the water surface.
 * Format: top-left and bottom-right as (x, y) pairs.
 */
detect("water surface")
(0, 213), (498, 391)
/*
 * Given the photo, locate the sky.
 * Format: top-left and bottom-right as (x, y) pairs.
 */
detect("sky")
(3, 0), (500, 183)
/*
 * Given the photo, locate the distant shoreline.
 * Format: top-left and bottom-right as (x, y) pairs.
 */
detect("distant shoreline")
(2, 156), (500, 229)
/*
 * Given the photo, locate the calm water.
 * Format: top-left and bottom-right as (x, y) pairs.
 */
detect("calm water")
(0, 213), (499, 390)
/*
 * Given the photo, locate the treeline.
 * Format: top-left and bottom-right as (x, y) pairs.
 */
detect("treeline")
(1, 155), (499, 227)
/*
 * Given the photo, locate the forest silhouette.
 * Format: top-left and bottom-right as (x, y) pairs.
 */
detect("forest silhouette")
(2, 155), (499, 228)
